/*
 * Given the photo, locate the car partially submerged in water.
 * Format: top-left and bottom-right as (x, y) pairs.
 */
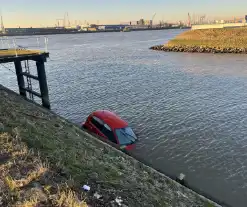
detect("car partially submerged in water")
(81, 110), (137, 151)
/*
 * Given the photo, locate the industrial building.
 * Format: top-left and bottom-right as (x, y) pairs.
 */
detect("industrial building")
(80, 24), (128, 32)
(97, 24), (128, 31)
(4, 27), (78, 35)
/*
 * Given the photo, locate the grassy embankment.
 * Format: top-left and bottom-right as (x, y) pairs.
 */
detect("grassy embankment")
(0, 85), (219, 207)
(168, 27), (247, 48)
(151, 27), (247, 53)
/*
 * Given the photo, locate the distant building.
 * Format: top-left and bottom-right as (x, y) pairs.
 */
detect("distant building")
(0, 14), (5, 34)
(144, 20), (152, 26)
(137, 19), (145, 26)
(5, 27), (78, 35)
(90, 24), (97, 28)
(88, 27), (97, 32)
(98, 25), (106, 30)
(97, 24), (128, 31)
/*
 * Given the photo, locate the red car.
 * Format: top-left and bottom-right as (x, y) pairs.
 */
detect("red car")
(81, 110), (137, 151)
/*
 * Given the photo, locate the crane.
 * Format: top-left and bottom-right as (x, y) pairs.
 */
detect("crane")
(188, 13), (191, 26)
(56, 19), (64, 27)
(63, 13), (66, 27)
(62, 12), (71, 28)
(66, 12), (71, 27)
(200, 15), (206, 24)
(0, 10), (5, 34)
(151, 12), (156, 27)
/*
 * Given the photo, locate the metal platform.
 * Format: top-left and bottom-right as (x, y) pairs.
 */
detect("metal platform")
(0, 49), (49, 63)
(0, 49), (50, 109)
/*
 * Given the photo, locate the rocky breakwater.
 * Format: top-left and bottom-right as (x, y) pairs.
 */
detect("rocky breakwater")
(150, 45), (247, 54)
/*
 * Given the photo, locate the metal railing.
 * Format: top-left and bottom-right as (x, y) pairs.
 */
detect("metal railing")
(0, 36), (49, 56)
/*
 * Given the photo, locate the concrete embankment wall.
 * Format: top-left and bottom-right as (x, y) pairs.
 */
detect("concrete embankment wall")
(192, 23), (247, 30)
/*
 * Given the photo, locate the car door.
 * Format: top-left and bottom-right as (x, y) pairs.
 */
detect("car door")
(101, 123), (118, 144)
(89, 116), (106, 138)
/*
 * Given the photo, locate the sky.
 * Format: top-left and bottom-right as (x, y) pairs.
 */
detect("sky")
(1, 0), (247, 27)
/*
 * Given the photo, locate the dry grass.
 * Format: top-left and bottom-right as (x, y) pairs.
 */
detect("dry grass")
(0, 85), (220, 207)
(0, 132), (87, 207)
(166, 27), (247, 48)
(14, 197), (39, 207)
(0, 49), (44, 58)
(53, 189), (86, 207)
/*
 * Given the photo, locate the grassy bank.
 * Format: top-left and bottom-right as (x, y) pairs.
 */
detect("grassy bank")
(0, 85), (219, 207)
(167, 27), (247, 48)
(151, 27), (247, 54)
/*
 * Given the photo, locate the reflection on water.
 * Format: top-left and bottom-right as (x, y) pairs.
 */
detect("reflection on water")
(1, 30), (247, 207)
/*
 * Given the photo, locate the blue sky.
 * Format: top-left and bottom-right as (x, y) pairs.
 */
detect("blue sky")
(2, 0), (247, 27)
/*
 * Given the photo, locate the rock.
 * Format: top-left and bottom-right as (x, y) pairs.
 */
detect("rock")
(150, 44), (247, 54)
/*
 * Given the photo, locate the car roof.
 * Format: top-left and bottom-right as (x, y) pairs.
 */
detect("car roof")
(91, 110), (128, 129)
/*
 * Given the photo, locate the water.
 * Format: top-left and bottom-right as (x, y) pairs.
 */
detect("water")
(1, 30), (247, 206)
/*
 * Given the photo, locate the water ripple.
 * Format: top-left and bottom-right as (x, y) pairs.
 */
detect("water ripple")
(1, 30), (247, 206)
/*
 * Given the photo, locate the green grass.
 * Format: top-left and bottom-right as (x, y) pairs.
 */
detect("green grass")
(204, 201), (216, 207)
(0, 85), (220, 207)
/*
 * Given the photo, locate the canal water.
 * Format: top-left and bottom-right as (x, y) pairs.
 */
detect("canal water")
(1, 29), (247, 206)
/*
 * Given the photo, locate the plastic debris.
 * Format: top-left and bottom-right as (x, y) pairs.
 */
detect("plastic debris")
(178, 173), (185, 181)
(177, 191), (188, 199)
(115, 197), (123, 206)
(82, 185), (90, 192)
(93, 192), (103, 200)
(176, 173), (186, 186)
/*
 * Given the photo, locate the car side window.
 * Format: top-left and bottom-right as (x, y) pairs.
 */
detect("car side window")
(101, 124), (118, 144)
(91, 116), (104, 130)
(90, 116), (117, 144)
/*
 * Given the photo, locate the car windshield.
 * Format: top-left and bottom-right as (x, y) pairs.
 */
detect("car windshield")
(115, 126), (137, 145)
